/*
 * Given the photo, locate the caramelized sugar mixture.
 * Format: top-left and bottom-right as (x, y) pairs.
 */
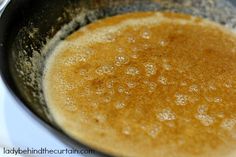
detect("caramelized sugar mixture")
(43, 12), (236, 157)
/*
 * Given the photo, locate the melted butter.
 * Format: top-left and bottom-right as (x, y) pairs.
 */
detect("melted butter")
(43, 12), (236, 157)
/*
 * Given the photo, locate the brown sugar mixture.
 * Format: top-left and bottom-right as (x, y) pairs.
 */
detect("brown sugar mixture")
(43, 12), (236, 157)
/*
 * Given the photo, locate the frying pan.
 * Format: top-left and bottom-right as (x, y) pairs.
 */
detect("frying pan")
(1, 0), (236, 156)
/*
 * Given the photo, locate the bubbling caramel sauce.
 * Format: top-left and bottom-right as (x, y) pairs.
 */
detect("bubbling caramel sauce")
(43, 12), (236, 157)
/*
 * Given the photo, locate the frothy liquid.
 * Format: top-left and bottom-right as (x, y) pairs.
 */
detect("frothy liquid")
(43, 12), (236, 157)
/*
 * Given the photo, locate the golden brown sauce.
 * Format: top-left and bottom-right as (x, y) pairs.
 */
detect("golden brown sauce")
(43, 12), (236, 157)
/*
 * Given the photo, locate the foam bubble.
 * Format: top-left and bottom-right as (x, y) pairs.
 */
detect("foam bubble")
(126, 81), (137, 89)
(117, 47), (125, 53)
(221, 119), (236, 130)
(144, 80), (157, 93)
(163, 63), (172, 71)
(96, 65), (114, 75)
(208, 84), (217, 91)
(141, 30), (151, 39)
(224, 81), (233, 88)
(95, 114), (107, 123)
(143, 124), (160, 138)
(115, 54), (129, 66)
(65, 98), (78, 112)
(103, 96), (112, 103)
(197, 105), (208, 114)
(115, 101), (126, 109)
(195, 114), (214, 126)
(205, 96), (215, 103)
(104, 34), (116, 43)
(64, 50), (95, 66)
(95, 87), (105, 95)
(158, 76), (168, 85)
(162, 58), (172, 71)
(83, 87), (92, 96)
(189, 84), (199, 92)
(122, 125), (131, 135)
(91, 102), (99, 108)
(214, 97), (222, 103)
(144, 63), (156, 76)
(126, 67), (140, 76)
(106, 80), (114, 89)
(159, 39), (167, 47)
(79, 68), (88, 76)
(143, 43), (150, 50)
(127, 36), (136, 43)
(130, 47), (141, 59)
(175, 94), (188, 106)
(157, 108), (176, 121)
(117, 86), (125, 93)
(130, 53), (139, 59)
(108, 89), (115, 95)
